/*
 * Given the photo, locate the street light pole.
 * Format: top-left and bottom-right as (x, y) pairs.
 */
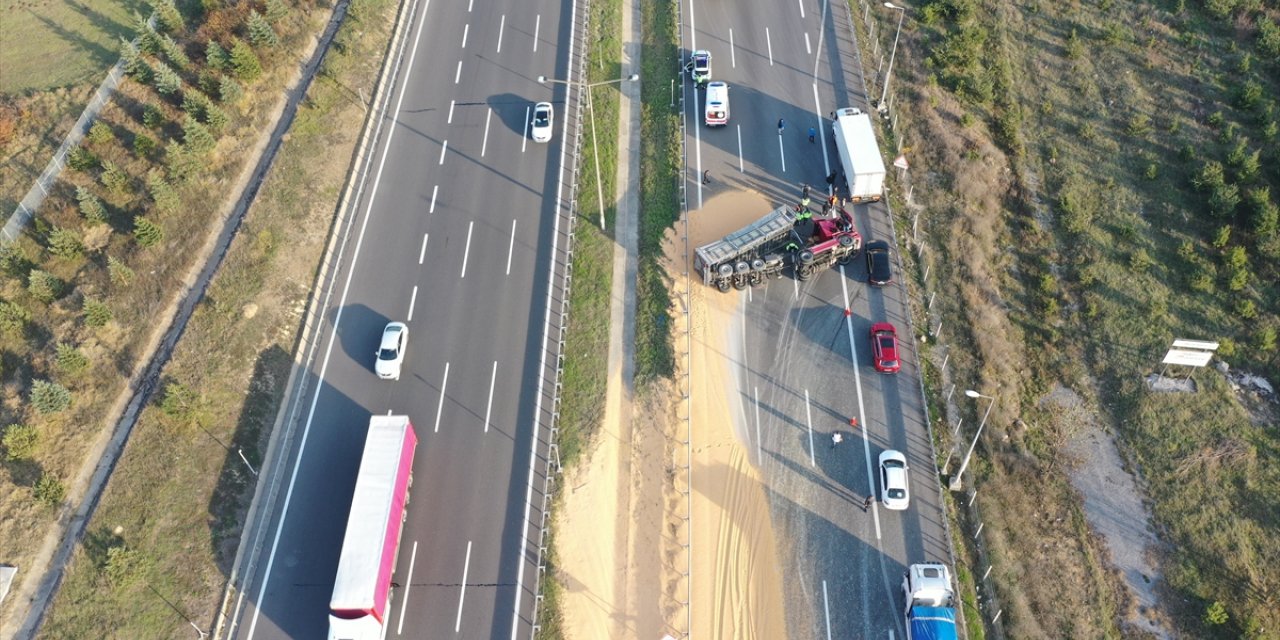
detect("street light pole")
(537, 74), (640, 232)
(879, 2), (906, 114)
(950, 390), (995, 491)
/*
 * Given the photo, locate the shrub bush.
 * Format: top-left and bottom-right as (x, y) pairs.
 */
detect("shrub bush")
(67, 146), (98, 172)
(248, 10), (279, 47)
(0, 301), (31, 336)
(47, 226), (84, 259)
(133, 216), (165, 248)
(133, 133), (157, 158)
(107, 256), (134, 287)
(87, 121), (114, 146)
(56, 343), (90, 373)
(230, 38), (262, 82)
(33, 473), (66, 507)
(142, 103), (165, 129)
(2, 424), (38, 460)
(182, 115), (216, 155)
(28, 270), (65, 303)
(83, 298), (112, 327)
(99, 160), (132, 196)
(76, 186), (108, 224)
(30, 379), (72, 414)
(206, 40), (228, 70)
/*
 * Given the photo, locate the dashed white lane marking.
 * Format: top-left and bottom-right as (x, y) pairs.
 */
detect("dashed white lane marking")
(483, 361), (498, 432)
(459, 220), (474, 278)
(454, 540), (472, 632)
(534, 14), (541, 52)
(766, 27), (774, 65)
(396, 541), (418, 634)
(407, 285), (418, 321)
(419, 233), (429, 264)
(429, 185), (439, 213)
(433, 362), (450, 433)
(506, 219), (517, 275)
(481, 107), (493, 157)
(497, 14), (506, 53)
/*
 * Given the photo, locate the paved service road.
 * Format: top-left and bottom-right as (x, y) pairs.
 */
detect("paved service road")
(683, 0), (950, 637)
(228, 0), (577, 637)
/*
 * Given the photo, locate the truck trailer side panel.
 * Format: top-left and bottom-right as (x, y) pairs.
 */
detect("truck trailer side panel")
(329, 415), (418, 640)
(832, 107), (887, 203)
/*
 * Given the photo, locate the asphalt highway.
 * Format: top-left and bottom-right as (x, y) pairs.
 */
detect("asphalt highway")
(228, 0), (575, 638)
(683, 0), (950, 637)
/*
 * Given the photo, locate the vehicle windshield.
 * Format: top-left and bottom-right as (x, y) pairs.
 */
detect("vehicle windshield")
(887, 488), (906, 499)
(535, 112), (549, 126)
(379, 347), (398, 360)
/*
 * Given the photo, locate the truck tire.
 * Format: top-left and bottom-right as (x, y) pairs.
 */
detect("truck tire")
(718, 264), (734, 278)
(837, 251), (853, 265)
(798, 249), (815, 265)
(838, 234), (854, 248)
(717, 279), (732, 292)
(750, 272), (764, 286)
(798, 264), (815, 280)
(734, 278), (748, 290)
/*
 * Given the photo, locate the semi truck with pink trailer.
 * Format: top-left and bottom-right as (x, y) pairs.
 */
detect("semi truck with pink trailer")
(328, 415), (418, 640)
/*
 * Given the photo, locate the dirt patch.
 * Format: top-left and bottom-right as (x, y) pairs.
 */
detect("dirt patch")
(1056, 384), (1172, 638)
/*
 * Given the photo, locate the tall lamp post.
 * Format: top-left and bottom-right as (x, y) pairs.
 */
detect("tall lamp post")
(949, 389), (995, 491)
(538, 73), (640, 231)
(878, 2), (907, 115)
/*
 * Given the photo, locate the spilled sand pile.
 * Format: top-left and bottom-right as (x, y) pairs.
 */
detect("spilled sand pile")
(555, 189), (788, 639)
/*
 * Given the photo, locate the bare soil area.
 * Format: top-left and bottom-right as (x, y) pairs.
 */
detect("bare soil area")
(556, 190), (788, 639)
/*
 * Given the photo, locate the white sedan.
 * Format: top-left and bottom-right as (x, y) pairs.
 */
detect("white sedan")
(375, 322), (408, 380)
(878, 449), (910, 511)
(532, 102), (553, 143)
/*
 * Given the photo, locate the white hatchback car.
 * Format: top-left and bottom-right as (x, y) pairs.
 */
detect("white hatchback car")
(532, 102), (554, 143)
(375, 322), (408, 380)
(878, 449), (910, 511)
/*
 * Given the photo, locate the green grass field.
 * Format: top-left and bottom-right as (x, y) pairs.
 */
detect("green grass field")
(0, 0), (150, 94)
(875, 0), (1280, 636)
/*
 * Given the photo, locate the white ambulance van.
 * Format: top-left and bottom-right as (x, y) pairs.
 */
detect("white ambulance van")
(704, 81), (729, 127)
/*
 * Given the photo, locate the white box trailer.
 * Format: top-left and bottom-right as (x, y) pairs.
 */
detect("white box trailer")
(832, 107), (887, 203)
(329, 415), (418, 640)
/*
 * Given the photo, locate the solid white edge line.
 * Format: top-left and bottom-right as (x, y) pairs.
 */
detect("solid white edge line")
(689, 0), (702, 210)
(433, 362), (450, 433)
(813, 83), (831, 181)
(461, 23), (469, 48)
(497, 14), (506, 53)
(840, 269), (880, 540)
(481, 107), (493, 157)
(396, 541), (419, 634)
(506, 219), (517, 275)
(779, 134), (787, 172)
(522, 105), (530, 153)
(244, 0), (435, 635)
(822, 579), (833, 640)
(805, 388), (815, 465)
(483, 361), (497, 432)
(512, 0), (581, 631)
(736, 124), (744, 172)
(455, 540), (472, 632)
(533, 14), (540, 52)
(439, 140), (448, 165)
(430, 185), (439, 213)
(407, 285), (418, 321)
(460, 220), (474, 278)
(419, 233), (429, 264)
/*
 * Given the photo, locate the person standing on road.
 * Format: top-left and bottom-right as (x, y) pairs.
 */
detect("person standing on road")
(863, 494), (874, 511)
(702, 169), (711, 184)
(778, 118), (786, 134)
(808, 127), (817, 143)
(830, 432), (843, 449)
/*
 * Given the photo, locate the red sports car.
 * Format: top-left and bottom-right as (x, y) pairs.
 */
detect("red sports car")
(870, 322), (900, 373)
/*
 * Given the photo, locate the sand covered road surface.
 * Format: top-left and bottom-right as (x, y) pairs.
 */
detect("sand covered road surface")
(555, 191), (789, 639)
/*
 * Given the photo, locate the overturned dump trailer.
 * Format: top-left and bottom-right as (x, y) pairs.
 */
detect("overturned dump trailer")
(694, 204), (861, 292)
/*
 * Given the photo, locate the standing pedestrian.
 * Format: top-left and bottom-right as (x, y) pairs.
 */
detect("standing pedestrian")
(803, 184), (811, 199)
(702, 169), (711, 184)
(778, 118), (786, 134)
(863, 495), (874, 511)
(830, 432), (843, 449)
(808, 127), (817, 143)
